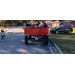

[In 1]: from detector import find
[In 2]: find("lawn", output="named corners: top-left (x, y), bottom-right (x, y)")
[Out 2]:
top-left (49, 28), bottom-right (75, 54)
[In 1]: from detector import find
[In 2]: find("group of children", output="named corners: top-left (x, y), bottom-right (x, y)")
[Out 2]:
top-left (23, 22), bottom-right (48, 29)
top-left (33, 22), bottom-right (47, 28)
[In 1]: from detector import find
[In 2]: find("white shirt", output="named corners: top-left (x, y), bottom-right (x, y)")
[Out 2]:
top-left (1, 32), bottom-right (5, 35)
top-left (39, 24), bottom-right (41, 27)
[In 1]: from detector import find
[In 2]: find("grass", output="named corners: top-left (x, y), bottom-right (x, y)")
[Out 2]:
top-left (49, 28), bottom-right (75, 54)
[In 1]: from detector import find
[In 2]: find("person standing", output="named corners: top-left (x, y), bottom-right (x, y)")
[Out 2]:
top-left (1, 30), bottom-right (6, 42)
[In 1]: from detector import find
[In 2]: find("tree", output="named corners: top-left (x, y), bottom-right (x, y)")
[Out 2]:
top-left (4, 20), bottom-right (13, 24)
top-left (0, 20), bottom-right (5, 25)
top-left (22, 20), bottom-right (27, 23)
top-left (33, 20), bottom-right (42, 23)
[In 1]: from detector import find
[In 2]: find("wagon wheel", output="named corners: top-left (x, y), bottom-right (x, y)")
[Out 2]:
top-left (45, 35), bottom-right (48, 45)
top-left (29, 35), bottom-right (31, 39)
top-left (25, 36), bottom-right (28, 45)
top-left (56, 31), bottom-right (59, 34)
top-left (44, 35), bottom-right (48, 45)
top-left (44, 35), bottom-right (46, 40)
top-left (68, 31), bottom-right (71, 34)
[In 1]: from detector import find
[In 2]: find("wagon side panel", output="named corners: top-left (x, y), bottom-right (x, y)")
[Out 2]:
top-left (29, 28), bottom-right (44, 35)
top-left (44, 28), bottom-right (49, 35)
top-left (24, 28), bottom-right (30, 35)
top-left (30, 28), bottom-right (39, 35)
top-left (24, 27), bottom-right (49, 36)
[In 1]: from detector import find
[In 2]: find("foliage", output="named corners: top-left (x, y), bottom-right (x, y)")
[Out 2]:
top-left (0, 20), bottom-right (54, 25)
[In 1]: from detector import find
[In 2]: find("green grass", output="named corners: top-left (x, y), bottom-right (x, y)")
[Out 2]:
top-left (49, 28), bottom-right (75, 54)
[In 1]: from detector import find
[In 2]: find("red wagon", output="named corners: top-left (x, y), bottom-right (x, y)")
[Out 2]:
top-left (24, 27), bottom-right (49, 45)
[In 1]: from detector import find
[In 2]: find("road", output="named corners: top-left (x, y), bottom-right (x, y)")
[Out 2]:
top-left (0, 27), bottom-right (51, 54)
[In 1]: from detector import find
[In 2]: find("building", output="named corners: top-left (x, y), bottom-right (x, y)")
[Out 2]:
top-left (52, 20), bottom-right (60, 27)
top-left (70, 20), bottom-right (75, 28)
top-left (63, 20), bottom-right (71, 26)
top-left (59, 20), bottom-right (75, 28)
top-left (45, 21), bottom-right (52, 27)
top-left (45, 20), bottom-right (60, 27)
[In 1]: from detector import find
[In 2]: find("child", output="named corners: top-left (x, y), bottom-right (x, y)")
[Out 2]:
top-left (41, 23), bottom-right (44, 27)
top-left (43, 23), bottom-right (47, 27)
top-left (1, 30), bottom-right (6, 41)
top-left (35, 23), bottom-right (39, 27)
top-left (38, 23), bottom-right (41, 27)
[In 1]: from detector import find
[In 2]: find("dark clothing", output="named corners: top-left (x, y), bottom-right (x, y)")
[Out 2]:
top-left (44, 25), bottom-right (47, 27)
top-left (43, 23), bottom-right (48, 27)
top-left (1, 35), bottom-right (5, 40)
top-left (26, 24), bottom-right (30, 27)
